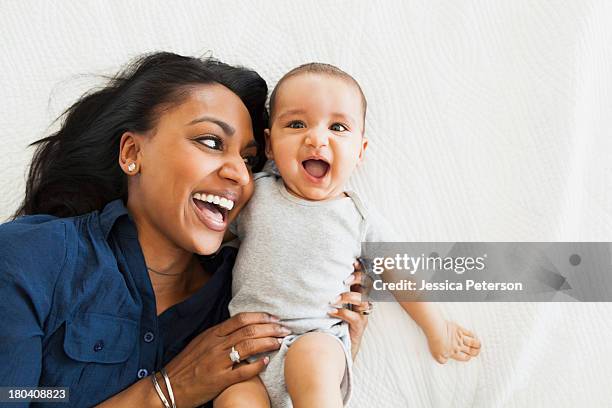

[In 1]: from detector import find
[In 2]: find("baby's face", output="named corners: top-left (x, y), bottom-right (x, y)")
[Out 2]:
top-left (266, 73), bottom-right (367, 201)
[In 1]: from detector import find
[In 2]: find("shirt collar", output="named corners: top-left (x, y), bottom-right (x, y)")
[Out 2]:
top-left (99, 199), bottom-right (131, 238)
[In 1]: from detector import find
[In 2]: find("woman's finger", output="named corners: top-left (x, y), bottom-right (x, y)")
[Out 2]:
top-left (232, 337), bottom-right (282, 363)
top-left (226, 356), bottom-right (270, 386)
top-left (214, 312), bottom-right (279, 337)
top-left (328, 306), bottom-right (367, 327)
top-left (352, 300), bottom-right (373, 313)
top-left (329, 301), bottom-right (369, 360)
top-left (224, 323), bottom-right (290, 349)
top-left (330, 291), bottom-right (362, 307)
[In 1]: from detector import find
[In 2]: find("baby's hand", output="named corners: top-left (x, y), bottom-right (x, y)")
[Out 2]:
top-left (426, 321), bottom-right (481, 364)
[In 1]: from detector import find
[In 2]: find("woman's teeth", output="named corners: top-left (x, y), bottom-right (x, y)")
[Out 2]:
top-left (192, 193), bottom-right (234, 210)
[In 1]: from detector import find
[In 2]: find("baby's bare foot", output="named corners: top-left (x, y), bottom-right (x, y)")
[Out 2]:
top-left (427, 321), bottom-right (481, 364)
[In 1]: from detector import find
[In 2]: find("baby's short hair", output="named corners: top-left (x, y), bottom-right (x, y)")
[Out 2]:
top-left (269, 62), bottom-right (367, 128)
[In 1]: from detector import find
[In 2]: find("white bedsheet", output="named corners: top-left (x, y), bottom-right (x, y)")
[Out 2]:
top-left (1, 1), bottom-right (611, 406)
top-left (353, 302), bottom-right (612, 407)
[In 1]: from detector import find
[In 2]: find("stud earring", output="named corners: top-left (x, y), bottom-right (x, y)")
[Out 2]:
top-left (127, 162), bottom-right (136, 172)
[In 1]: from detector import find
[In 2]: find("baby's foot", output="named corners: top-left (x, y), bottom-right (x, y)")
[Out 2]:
top-left (426, 321), bottom-right (481, 364)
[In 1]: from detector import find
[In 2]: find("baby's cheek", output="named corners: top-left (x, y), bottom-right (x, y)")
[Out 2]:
top-left (336, 158), bottom-right (358, 177)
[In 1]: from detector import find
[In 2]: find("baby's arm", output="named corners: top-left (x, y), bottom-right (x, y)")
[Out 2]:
top-left (379, 266), bottom-right (481, 363)
top-left (364, 210), bottom-right (481, 363)
top-left (398, 301), bottom-right (481, 363)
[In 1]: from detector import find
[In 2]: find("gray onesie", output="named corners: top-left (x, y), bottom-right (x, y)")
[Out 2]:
top-left (229, 171), bottom-right (387, 408)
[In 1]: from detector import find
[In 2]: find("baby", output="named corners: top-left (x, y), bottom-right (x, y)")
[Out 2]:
top-left (216, 64), bottom-right (481, 408)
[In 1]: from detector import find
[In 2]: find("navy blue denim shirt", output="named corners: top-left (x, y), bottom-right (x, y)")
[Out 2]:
top-left (0, 199), bottom-right (234, 407)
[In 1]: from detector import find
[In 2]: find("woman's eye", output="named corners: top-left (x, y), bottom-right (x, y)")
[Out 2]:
top-left (197, 136), bottom-right (222, 150)
top-left (330, 123), bottom-right (348, 132)
top-left (287, 121), bottom-right (305, 129)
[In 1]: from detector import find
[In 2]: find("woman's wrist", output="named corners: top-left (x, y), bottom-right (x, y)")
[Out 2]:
top-left (162, 363), bottom-right (197, 408)
top-left (147, 375), bottom-right (170, 408)
top-left (151, 371), bottom-right (173, 408)
top-left (151, 368), bottom-right (190, 408)
top-left (95, 375), bottom-right (168, 407)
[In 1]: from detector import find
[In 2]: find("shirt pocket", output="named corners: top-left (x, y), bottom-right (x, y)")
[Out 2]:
top-left (63, 312), bottom-right (138, 364)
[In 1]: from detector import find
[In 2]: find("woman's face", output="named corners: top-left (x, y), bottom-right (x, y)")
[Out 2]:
top-left (126, 84), bottom-right (257, 255)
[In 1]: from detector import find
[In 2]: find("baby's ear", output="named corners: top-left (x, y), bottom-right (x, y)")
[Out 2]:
top-left (264, 129), bottom-right (274, 160)
top-left (357, 136), bottom-right (368, 163)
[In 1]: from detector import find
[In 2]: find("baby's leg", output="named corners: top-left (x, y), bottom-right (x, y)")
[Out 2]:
top-left (213, 374), bottom-right (270, 408)
top-left (284, 332), bottom-right (346, 408)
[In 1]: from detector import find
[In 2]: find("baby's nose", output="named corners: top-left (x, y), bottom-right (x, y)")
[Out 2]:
top-left (305, 129), bottom-right (329, 147)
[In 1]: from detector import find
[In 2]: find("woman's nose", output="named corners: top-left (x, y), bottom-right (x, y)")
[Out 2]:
top-left (219, 154), bottom-right (251, 186)
top-left (305, 128), bottom-right (329, 148)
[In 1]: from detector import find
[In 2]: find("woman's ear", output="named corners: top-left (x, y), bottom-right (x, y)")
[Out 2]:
top-left (358, 136), bottom-right (368, 163)
top-left (264, 129), bottom-right (274, 160)
top-left (119, 132), bottom-right (142, 175)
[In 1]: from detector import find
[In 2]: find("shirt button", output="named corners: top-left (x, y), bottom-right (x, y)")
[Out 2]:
top-left (137, 368), bottom-right (148, 379)
top-left (93, 340), bottom-right (104, 352)
top-left (143, 331), bottom-right (155, 343)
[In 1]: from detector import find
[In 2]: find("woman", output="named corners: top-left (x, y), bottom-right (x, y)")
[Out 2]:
top-left (0, 52), bottom-right (369, 407)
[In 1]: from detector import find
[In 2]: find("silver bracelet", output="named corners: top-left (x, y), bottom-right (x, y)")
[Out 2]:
top-left (151, 371), bottom-right (171, 408)
top-left (160, 368), bottom-right (177, 408)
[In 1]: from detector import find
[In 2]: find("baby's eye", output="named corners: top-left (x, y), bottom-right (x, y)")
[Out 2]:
top-left (330, 123), bottom-right (348, 132)
top-left (287, 121), bottom-right (306, 129)
top-left (197, 135), bottom-right (223, 150)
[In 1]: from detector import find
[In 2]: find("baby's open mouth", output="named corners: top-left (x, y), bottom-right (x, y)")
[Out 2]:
top-left (302, 159), bottom-right (330, 179)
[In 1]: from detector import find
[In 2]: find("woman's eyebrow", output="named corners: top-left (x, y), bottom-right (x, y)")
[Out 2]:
top-left (187, 116), bottom-right (235, 136)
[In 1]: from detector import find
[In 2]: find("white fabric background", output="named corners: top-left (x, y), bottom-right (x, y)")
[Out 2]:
top-left (1, 1), bottom-right (611, 406)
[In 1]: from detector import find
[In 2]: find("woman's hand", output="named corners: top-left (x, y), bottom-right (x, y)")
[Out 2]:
top-left (328, 261), bottom-right (372, 360)
top-left (163, 312), bottom-right (288, 407)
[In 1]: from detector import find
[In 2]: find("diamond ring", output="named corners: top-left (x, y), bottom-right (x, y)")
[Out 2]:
top-left (229, 346), bottom-right (241, 363)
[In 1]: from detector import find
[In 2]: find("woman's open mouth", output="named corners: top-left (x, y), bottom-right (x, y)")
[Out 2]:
top-left (191, 192), bottom-right (234, 232)
top-left (302, 158), bottom-right (330, 182)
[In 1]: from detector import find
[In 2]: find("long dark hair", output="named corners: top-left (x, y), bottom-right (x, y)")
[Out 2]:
top-left (14, 52), bottom-right (268, 218)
